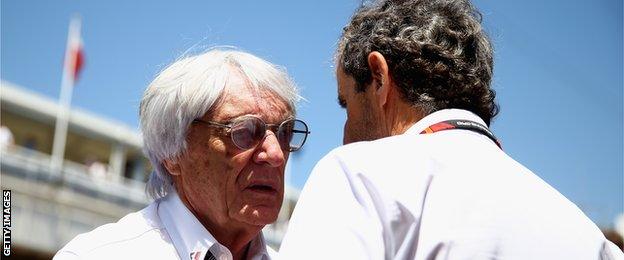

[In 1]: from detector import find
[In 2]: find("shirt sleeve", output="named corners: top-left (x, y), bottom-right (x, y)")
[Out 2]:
top-left (278, 152), bottom-right (385, 260)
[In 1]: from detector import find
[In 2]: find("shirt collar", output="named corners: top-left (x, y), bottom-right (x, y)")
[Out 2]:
top-left (157, 190), bottom-right (271, 260)
top-left (404, 108), bottom-right (488, 136)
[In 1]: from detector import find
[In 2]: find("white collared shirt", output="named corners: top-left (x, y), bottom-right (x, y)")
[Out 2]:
top-left (54, 191), bottom-right (275, 260)
top-left (279, 109), bottom-right (622, 259)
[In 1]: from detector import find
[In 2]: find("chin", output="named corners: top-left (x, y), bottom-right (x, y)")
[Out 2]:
top-left (237, 204), bottom-right (281, 226)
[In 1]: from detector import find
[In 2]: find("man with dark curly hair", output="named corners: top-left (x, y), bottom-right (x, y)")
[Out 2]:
top-left (279, 0), bottom-right (623, 259)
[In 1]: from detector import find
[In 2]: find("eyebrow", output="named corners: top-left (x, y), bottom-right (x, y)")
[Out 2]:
top-left (337, 95), bottom-right (347, 108)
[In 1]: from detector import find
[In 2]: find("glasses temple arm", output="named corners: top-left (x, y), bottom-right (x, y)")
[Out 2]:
top-left (193, 119), bottom-right (231, 128)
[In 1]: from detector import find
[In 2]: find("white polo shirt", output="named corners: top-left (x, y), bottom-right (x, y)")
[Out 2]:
top-left (279, 109), bottom-right (622, 259)
top-left (54, 190), bottom-right (276, 260)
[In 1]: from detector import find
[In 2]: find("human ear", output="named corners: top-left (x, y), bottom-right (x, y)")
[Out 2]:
top-left (367, 51), bottom-right (391, 109)
top-left (162, 158), bottom-right (181, 176)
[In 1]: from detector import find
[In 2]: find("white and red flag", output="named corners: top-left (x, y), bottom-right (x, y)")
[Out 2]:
top-left (51, 15), bottom-right (85, 174)
top-left (63, 16), bottom-right (84, 83)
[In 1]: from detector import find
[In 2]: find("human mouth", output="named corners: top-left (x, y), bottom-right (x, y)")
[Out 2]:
top-left (247, 185), bottom-right (277, 194)
top-left (244, 181), bottom-right (279, 195)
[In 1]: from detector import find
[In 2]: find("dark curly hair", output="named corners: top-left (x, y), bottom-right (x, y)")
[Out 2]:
top-left (337, 0), bottom-right (499, 125)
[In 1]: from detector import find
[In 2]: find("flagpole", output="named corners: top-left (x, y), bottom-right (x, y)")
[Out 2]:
top-left (50, 16), bottom-right (81, 178)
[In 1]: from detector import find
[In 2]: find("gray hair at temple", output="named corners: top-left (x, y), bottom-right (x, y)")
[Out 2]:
top-left (140, 48), bottom-right (301, 199)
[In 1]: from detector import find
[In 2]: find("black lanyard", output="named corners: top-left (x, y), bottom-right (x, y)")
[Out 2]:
top-left (420, 120), bottom-right (502, 149)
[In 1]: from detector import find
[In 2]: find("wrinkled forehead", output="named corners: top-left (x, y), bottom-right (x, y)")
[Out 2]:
top-left (209, 70), bottom-right (293, 122)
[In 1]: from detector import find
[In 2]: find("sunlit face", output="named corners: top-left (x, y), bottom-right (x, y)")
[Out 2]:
top-left (172, 71), bottom-right (290, 232)
top-left (336, 66), bottom-right (386, 144)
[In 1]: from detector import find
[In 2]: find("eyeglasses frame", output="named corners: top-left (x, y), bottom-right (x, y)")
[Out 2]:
top-left (192, 115), bottom-right (310, 152)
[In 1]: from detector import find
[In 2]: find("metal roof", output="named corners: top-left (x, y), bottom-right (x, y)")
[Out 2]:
top-left (0, 80), bottom-right (142, 148)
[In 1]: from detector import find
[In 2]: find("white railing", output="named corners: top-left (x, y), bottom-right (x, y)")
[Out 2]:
top-left (1, 145), bottom-right (149, 205)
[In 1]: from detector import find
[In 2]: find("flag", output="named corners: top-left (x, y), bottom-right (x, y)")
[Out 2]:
top-left (64, 16), bottom-right (84, 83)
top-left (50, 15), bottom-right (84, 174)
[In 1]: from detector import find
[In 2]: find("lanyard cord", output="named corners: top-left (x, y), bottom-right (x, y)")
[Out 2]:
top-left (420, 120), bottom-right (502, 149)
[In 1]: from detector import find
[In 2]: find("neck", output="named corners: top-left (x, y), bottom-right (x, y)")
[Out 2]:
top-left (219, 229), bottom-right (256, 260)
top-left (385, 98), bottom-right (426, 136)
top-left (175, 184), bottom-right (261, 260)
top-left (206, 226), bottom-right (258, 260)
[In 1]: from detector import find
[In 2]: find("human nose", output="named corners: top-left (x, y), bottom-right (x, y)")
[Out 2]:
top-left (253, 130), bottom-right (286, 167)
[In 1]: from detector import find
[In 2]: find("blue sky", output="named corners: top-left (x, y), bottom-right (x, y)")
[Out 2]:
top-left (2, 0), bottom-right (622, 228)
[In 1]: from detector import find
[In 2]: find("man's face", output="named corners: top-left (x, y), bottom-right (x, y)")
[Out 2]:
top-left (337, 66), bottom-right (386, 144)
top-left (173, 72), bottom-right (290, 231)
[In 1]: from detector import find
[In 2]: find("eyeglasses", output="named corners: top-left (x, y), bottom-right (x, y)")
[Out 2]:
top-left (193, 115), bottom-right (310, 152)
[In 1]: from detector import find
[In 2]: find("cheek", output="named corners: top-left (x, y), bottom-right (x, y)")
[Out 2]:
top-left (228, 151), bottom-right (255, 188)
top-left (185, 148), bottom-right (222, 189)
top-left (184, 138), bottom-right (233, 197)
top-left (283, 151), bottom-right (290, 163)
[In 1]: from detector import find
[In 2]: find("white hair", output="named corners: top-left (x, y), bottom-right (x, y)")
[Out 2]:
top-left (140, 48), bottom-right (301, 199)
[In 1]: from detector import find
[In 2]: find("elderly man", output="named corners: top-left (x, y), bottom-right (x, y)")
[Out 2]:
top-left (279, 0), bottom-right (623, 259)
top-left (54, 49), bottom-right (309, 260)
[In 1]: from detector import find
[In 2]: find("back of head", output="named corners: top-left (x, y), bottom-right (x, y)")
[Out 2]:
top-left (337, 0), bottom-right (498, 125)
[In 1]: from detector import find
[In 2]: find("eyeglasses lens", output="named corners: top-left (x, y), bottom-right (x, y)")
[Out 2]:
top-left (229, 117), bottom-right (308, 151)
top-left (231, 117), bottom-right (265, 149)
top-left (279, 119), bottom-right (308, 151)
